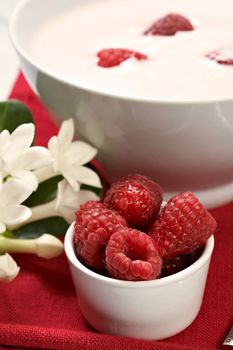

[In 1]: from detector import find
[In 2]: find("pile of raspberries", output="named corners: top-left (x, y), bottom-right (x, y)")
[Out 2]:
top-left (74, 174), bottom-right (217, 281)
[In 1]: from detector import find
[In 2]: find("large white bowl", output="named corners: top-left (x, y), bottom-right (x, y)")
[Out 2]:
top-left (9, 0), bottom-right (233, 208)
top-left (64, 223), bottom-right (214, 340)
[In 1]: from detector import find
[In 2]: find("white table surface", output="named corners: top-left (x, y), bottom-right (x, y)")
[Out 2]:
top-left (0, 0), bottom-right (21, 100)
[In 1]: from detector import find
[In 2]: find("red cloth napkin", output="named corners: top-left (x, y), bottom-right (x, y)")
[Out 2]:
top-left (0, 73), bottom-right (232, 350)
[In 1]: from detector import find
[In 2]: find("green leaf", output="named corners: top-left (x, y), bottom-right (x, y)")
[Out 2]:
top-left (0, 100), bottom-right (34, 133)
top-left (24, 176), bottom-right (63, 207)
top-left (13, 217), bottom-right (69, 239)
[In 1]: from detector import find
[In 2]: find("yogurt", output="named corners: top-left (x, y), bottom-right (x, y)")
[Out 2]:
top-left (28, 0), bottom-right (233, 101)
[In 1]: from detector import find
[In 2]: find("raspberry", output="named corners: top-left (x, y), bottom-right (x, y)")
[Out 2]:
top-left (206, 48), bottom-right (233, 66)
top-left (161, 254), bottom-right (190, 277)
top-left (78, 200), bottom-right (106, 212)
top-left (162, 247), bottom-right (204, 277)
top-left (149, 192), bottom-right (216, 259)
top-left (105, 228), bottom-right (162, 281)
top-left (74, 206), bottom-right (127, 269)
top-left (189, 247), bottom-right (203, 263)
top-left (144, 13), bottom-right (194, 36)
top-left (103, 174), bottom-right (163, 230)
top-left (97, 48), bottom-right (148, 68)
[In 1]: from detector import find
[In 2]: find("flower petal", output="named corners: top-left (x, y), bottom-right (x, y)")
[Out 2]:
top-left (7, 124), bottom-right (35, 159)
top-left (13, 147), bottom-right (53, 170)
top-left (56, 180), bottom-right (67, 210)
top-left (48, 137), bottom-right (60, 170)
top-left (0, 157), bottom-right (4, 191)
top-left (10, 170), bottom-right (38, 192)
top-left (73, 166), bottom-right (102, 188)
top-left (67, 141), bottom-right (97, 165)
top-left (56, 180), bottom-right (98, 223)
top-left (0, 176), bottom-right (35, 205)
top-left (59, 189), bottom-right (98, 223)
top-left (58, 119), bottom-right (74, 146)
top-left (66, 189), bottom-right (98, 208)
top-left (62, 172), bottom-right (80, 192)
top-left (56, 180), bottom-right (80, 209)
top-left (0, 253), bottom-right (20, 282)
top-left (1, 205), bottom-right (32, 225)
top-left (57, 207), bottom-right (75, 224)
top-left (0, 222), bottom-right (6, 234)
top-left (0, 130), bottom-right (10, 155)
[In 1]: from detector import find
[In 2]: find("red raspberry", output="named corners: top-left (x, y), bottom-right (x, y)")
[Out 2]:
top-left (206, 48), bottom-right (233, 66)
top-left (78, 200), bottom-right (106, 212)
top-left (74, 206), bottom-right (127, 269)
top-left (144, 13), bottom-right (194, 36)
top-left (161, 254), bottom-right (190, 277)
top-left (103, 174), bottom-right (163, 230)
top-left (162, 247), bottom-right (204, 277)
top-left (149, 192), bottom-right (217, 259)
top-left (97, 48), bottom-right (148, 68)
top-left (105, 228), bottom-right (162, 281)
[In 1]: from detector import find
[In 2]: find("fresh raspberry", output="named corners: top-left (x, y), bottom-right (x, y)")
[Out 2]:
top-left (162, 246), bottom-right (204, 277)
top-left (105, 228), bottom-right (162, 281)
top-left (97, 48), bottom-right (148, 68)
top-left (78, 200), bottom-right (106, 212)
top-left (189, 247), bottom-right (203, 263)
top-left (149, 192), bottom-right (216, 259)
top-left (119, 174), bottom-right (161, 194)
top-left (206, 48), bottom-right (233, 66)
top-left (144, 13), bottom-right (194, 36)
top-left (103, 174), bottom-right (163, 230)
top-left (161, 254), bottom-right (190, 277)
top-left (74, 206), bottom-right (127, 269)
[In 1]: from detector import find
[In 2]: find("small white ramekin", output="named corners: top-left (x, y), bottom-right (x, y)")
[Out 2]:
top-left (64, 223), bottom-right (214, 340)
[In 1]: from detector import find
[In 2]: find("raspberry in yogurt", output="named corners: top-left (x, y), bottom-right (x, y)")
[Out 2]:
top-left (144, 13), bottom-right (194, 36)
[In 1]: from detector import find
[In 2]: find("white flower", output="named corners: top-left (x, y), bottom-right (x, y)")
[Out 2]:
top-left (0, 253), bottom-right (20, 283)
top-left (0, 123), bottom-right (52, 190)
top-left (48, 119), bottom-right (102, 191)
top-left (0, 156), bottom-right (4, 189)
top-left (9, 179), bottom-right (99, 230)
top-left (55, 179), bottom-right (99, 223)
top-left (0, 177), bottom-right (33, 233)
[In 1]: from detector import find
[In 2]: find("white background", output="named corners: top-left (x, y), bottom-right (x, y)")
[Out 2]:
top-left (0, 0), bottom-right (21, 100)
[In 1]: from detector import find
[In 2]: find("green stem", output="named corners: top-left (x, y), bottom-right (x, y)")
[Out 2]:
top-left (0, 234), bottom-right (64, 258)
top-left (0, 236), bottom-right (37, 254)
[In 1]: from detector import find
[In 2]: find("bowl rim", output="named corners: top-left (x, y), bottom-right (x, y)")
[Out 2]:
top-left (64, 222), bottom-right (215, 289)
top-left (9, 0), bottom-right (233, 105)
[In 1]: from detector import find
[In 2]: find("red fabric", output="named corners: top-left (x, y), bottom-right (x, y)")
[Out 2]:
top-left (0, 73), bottom-right (232, 350)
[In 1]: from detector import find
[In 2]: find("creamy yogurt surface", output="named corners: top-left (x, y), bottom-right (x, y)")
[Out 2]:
top-left (28, 0), bottom-right (233, 101)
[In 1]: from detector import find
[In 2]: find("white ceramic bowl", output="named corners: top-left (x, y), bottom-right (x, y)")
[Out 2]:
top-left (9, 0), bottom-right (233, 209)
top-left (64, 223), bottom-right (214, 340)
